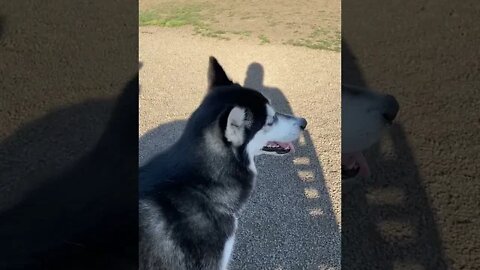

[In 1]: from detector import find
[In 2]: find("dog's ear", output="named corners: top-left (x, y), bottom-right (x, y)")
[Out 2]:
top-left (224, 106), bottom-right (247, 146)
top-left (208, 56), bottom-right (233, 90)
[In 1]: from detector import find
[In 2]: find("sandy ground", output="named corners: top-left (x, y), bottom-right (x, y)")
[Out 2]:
top-left (1, 1), bottom-right (138, 269)
top-left (342, 1), bottom-right (480, 269)
top-left (139, 27), bottom-right (341, 269)
top-left (139, 0), bottom-right (340, 51)
top-left (0, 0), bottom-right (136, 211)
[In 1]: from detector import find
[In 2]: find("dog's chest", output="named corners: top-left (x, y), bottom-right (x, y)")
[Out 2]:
top-left (220, 216), bottom-right (237, 270)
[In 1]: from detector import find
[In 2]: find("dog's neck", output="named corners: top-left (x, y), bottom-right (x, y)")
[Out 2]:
top-left (203, 124), bottom-right (257, 174)
top-left (199, 127), bottom-right (257, 213)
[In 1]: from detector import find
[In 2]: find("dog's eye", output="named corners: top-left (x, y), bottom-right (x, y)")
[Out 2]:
top-left (266, 114), bottom-right (277, 126)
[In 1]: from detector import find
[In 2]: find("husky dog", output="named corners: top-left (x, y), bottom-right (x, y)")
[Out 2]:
top-left (341, 84), bottom-right (400, 179)
top-left (139, 57), bottom-right (307, 270)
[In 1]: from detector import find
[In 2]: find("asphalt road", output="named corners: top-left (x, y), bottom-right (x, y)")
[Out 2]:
top-left (139, 27), bottom-right (341, 270)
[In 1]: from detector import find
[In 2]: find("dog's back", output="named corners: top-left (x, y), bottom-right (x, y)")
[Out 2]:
top-left (139, 147), bottom-right (237, 270)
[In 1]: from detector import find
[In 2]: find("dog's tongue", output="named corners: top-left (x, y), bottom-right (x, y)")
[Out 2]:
top-left (277, 142), bottom-right (295, 153)
top-left (342, 152), bottom-right (370, 177)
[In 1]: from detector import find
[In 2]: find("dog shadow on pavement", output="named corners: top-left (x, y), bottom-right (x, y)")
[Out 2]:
top-left (139, 63), bottom-right (341, 270)
top-left (342, 40), bottom-right (448, 270)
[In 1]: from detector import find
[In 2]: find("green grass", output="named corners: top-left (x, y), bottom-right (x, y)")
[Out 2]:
top-left (140, 3), bottom-right (230, 40)
top-left (139, 4), bottom-right (340, 52)
top-left (285, 27), bottom-right (340, 51)
top-left (193, 26), bottom-right (230, 40)
top-left (231, 30), bottom-right (251, 37)
top-left (139, 5), bottom-right (204, 27)
top-left (258, 34), bottom-right (270, 45)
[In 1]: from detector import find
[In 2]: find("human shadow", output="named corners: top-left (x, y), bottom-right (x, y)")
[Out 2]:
top-left (139, 62), bottom-right (341, 269)
top-left (0, 76), bottom-right (139, 270)
top-left (342, 39), bottom-right (447, 269)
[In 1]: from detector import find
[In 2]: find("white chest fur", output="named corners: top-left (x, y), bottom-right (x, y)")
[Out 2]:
top-left (220, 217), bottom-right (238, 270)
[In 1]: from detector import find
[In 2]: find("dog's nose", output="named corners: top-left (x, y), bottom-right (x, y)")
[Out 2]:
top-left (299, 118), bottom-right (307, 130)
top-left (382, 95), bottom-right (399, 123)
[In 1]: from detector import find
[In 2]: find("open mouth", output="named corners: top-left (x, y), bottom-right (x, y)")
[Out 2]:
top-left (262, 141), bottom-right (295, 155)
top-left (341, 152), bottom-right (370, 179)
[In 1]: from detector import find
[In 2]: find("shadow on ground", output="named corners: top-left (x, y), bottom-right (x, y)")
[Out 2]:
top-left (0, 0), bottom-right (138, 268)
top-left (0, 77), bottom-right (139, 270)
top-left (139, 62), bottom-right (340, 269)
top-left (341, 40), bottom-right (448, 269)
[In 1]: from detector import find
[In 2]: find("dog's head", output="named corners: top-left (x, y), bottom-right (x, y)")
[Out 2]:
top-left (341, 84), bottom-right (399, 179)
top-left (185, 57), bottom-right (306, 172)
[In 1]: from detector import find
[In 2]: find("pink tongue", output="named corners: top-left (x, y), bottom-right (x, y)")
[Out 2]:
top-left (342, 152), bottom-right (370, 177)
top-left (277, 142), bottom-right (295, 153)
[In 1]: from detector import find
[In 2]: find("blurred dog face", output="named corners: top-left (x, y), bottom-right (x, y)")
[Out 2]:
top-left (342, 84), bottom-right (399, 178)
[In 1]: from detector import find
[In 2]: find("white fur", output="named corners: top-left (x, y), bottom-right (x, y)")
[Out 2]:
top-left (220, 236), bottom-right (235, 270)
top-left (225, 107), bottom-right (246, 146)
top-left (266, 104), bottom-right (275, 118)
top-left (224, 104), bottom-right (303, 174)
top-left (342, 87), bottom-right (389, 153)
top-left (246, 104), bottom-right (303, 158)
top-left (248, 155), bottom-right (257, 175)
top-left (220, 217), bottom-right (238, 270)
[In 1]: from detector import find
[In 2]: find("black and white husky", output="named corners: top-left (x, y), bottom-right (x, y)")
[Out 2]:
top-left (139, 57), bottom-right (307, 270)
top-left (341, 84), bottom-right (400, 179)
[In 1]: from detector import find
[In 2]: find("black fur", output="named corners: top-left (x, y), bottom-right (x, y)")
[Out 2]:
top-left (208, 56), bottom-right (234, 90)
top-left (140, 86), bottom-right (269, 193)
top-left (139, 58), bottom-right (271, 269)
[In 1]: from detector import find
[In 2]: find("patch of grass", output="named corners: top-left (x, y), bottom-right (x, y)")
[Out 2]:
top-left (258, 34), bottom-right (270, 45)
top-left (139, 10), bottom-right (164, 26)
top-left (311, 28), bottom-right (329, 37)
top-left (286, 38), bottom-right (340, 52)
top-left (139, 4), bottom-right (204, 27)
top-left (193, 25), bottom-right (230, 40)
top-left (231, 30), bottom-right (251, 37)
top-left (285, 27), bottom-right (340, 51)
top-left (140, 3), bottom-right (230, 40)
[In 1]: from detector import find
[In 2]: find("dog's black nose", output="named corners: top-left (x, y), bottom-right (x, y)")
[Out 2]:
top-left (299, 118), bottom-right (307, 130)
top-left (382, 95), bottom-right (399, 123)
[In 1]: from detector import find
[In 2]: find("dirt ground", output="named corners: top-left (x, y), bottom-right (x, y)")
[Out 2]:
top-left (0, 1), bottom-right (138, 268)
top-left (0, 0), bottom-right (136, 211)
top-left (343, 1), bottom-right (480, 269)
top-left (139, 0), bottom-right (340, 51)
top-left (139, 26), bottom-right (341, 269)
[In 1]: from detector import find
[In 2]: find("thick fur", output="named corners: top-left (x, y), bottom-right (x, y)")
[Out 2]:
top-left (139, 57), bottom-right (305, 270)
top-left (341, 84), bottom-right (399, 178)
top-left (342, 84), bottom-right (399, 153)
